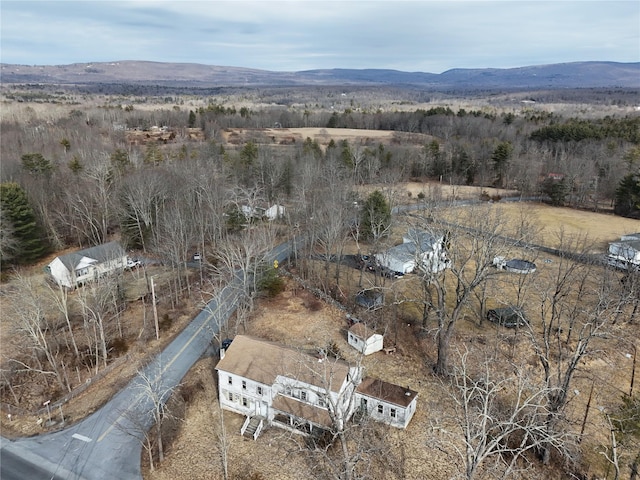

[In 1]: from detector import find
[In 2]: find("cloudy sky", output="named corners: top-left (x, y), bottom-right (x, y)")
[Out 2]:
top-left (1, 1), bottom-right (638, 73)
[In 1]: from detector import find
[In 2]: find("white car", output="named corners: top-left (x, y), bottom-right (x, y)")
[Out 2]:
top-left (126, 258), bottom-right (141, 269)
top-left (193, 253), bottom-right (201, 261)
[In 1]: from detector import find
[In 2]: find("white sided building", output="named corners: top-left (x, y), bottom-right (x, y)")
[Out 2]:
top-left (46, 241), bottom-right (127, 288)
top-left (216, 335), bottom-right (420, 439)
top-left (375, 228), bottom-right (450, 274)
top-left (356, 377), bottom-right (418, 429)
top-left (347, 323), bottom-right (384, 355)
top-left (608, 234), bottom-right (640, 271)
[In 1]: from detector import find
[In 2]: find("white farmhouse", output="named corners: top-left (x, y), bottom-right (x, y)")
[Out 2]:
top-left (375, 228), bottom-right (450, 274)
top-left (347, 323), bottom-right (384, 355)
top-left (216, 335), bottom-right (419, 439)
top-left (46, 241), bottom-right (127, 288)
top-left (216, 335), bottom-right (360, 438)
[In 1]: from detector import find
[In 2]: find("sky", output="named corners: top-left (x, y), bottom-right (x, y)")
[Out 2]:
top-left (1, 1), bottom-right (639, 73)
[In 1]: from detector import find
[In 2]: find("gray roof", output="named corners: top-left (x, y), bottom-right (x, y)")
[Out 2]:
top-left (57, 241), bottom-right (126, 270)
top-left (404, 228), bottom-right (440, 251)
top-left (505, 259), bottom-right (536, 270)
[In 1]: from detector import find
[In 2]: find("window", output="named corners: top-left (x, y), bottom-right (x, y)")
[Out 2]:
top-left (300, 391), bottom-right (307, 401)
top-left (377, 404), bottom-right (384, 414)
top-left (228, 392), bottom-right (234, 402)
top-left (242, 380), bottom-right (247, 390)
top-left (360, 398), bottom-right (368, 410)
top-left (285, 385), bottom-right (292, 396)
top-left (390, 408), bottom-right (397, 418)
top-left (318, 397), bottom-right (326, 407)
top-left (228, 376), bottom-right (233, 385)
top-left (242, 397), bottom-right (248, 407)
top-left (257, 386), bottom-right (263, 396)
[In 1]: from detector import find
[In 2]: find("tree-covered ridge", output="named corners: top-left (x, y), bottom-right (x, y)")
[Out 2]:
top-left (530, 116), bottom-right (640, 144)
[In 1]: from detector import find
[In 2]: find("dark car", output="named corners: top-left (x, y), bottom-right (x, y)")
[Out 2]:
top-left (487, 306), bottom-right (528, 328)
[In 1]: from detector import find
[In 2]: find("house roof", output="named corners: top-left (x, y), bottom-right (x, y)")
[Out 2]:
top-left (272, 395), bottom-right (333, 427)
top-left (404, 228), bottom-right (440, 250)
top-left (216, 335), bottom-right (351, 391)
top-left (55, 241), bottom-right (126, 271)
top-left (349, 323), bottom-right (379, 340)
top-left (356, 377), bottom-right (417, 408)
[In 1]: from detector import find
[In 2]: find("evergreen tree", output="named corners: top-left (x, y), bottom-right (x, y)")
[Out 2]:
top-left (542, 177), bottom-right (569, 206)
top-left (0, 182), bottom-right (47, 265)
top-left (614, 173), bottom-right (640, 218)
top-left (21, 153), bottom-right (53, 177)
top-left (188, 110), bottom-right (196, 128)
top-left (360, 190), bottom-right (391, 240)
top-left (491, 141), bottom-right (513, 188)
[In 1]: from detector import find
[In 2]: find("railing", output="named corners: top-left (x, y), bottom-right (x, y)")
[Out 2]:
top-left (240, 415), bottom-right (251, 436)
top-left (253, 418), bottom-right (264, 440)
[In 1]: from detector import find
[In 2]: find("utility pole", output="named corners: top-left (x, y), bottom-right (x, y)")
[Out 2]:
top-left (151, 277), bottom-right (159, 340)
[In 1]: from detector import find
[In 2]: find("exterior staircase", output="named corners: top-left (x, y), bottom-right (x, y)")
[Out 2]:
top-left (241, 415), bottom-right (265, 440)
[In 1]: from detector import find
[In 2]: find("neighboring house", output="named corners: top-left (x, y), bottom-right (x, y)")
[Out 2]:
top-left (216, 335), bottom-right (418, 439)
top-left (265, 204), bottom-right (285, 221)
top-left (347, 323), bottom-right (384, 355)
top-left (46, 241), bottom-right (127, 288)
top-left (375, 228), bottom-right (450, 274)
top-left (356, 377), bottom-right (418, 429)
top-left (608, 234), bottom-right (640, 271)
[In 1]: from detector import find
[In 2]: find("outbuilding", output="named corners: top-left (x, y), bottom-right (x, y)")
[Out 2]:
top-left (355, 377), bottom-right (418, 429)
top-left (347, 323), bottom-right (384, 355)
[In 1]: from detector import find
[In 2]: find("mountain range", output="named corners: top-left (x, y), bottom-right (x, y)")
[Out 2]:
top-left (1, 61), bottom-right (638, 89)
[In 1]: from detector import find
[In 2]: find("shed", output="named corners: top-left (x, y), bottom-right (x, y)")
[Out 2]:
top-left (348, 323), bottom-right (383, 355)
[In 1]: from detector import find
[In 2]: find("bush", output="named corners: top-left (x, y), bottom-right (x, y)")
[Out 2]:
top-left (259, 268), bottom-right (285, 297)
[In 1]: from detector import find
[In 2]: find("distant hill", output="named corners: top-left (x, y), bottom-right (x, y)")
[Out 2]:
top-left (1, 61), bottom-right (638, 89)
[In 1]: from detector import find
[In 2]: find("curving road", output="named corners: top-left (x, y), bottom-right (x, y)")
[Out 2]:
top-left (0, 240), bottom-right (294, 480)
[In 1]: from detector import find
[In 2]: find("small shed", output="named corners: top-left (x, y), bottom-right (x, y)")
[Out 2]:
top-left (348, 323), bottom-right (384, 355)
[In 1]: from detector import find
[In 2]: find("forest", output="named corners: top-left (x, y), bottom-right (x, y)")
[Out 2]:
top-left (0, 83), bottom-right (639, 480)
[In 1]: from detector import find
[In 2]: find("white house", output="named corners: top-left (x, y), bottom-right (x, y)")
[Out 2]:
top-left (608, 234), bottom-right (640, 271)
top-left (265, 204), bottom-right (286, 221)
top-left (375, 228), bottom-right (450, 274)
top-left (347, 323), bottom-right (384, 355)
top-left (46, 241), bottom-right (127, 288)
top-left (216, 335), bottom-right (419, 439)
top-left (216, 335), bottom-right (360, 437)
top-left (355, 377), bottom-right (418, 429)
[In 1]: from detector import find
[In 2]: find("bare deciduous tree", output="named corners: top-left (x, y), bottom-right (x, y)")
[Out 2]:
top-left (434, 349), bottom-right (573, 480)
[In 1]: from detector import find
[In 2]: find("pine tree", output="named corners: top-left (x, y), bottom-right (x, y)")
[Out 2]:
top-left (614, 173), bottom-right (640, 218)
top-left (360, 190), bottom-right (391, 240)
top-left (0, 182), bottom-right (48, 265)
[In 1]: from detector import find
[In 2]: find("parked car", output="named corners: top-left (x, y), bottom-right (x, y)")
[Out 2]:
top-left (193, 252), bottom-right (201, 261)
top-left (486, 306), bottom-right (528, 328)
top-left (126, 258), bottom-right (141, 269)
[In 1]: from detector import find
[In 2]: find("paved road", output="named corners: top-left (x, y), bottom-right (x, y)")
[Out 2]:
top-left (0, 239), bottom-right (296, 480)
